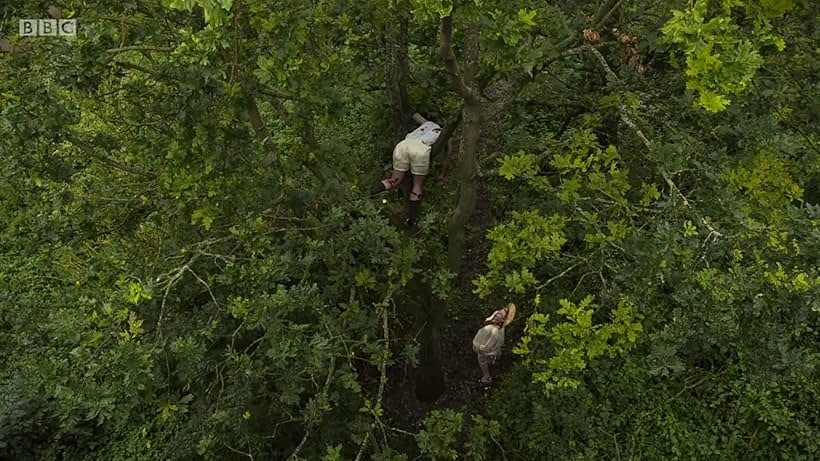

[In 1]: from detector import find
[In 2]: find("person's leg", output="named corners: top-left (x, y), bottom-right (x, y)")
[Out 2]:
top-left (371, 142), bottom-right (409, 196)
top-left (406, 174), bottom-right (426, 226)
top-left (371, 169), bottom-right (406, 195)
top-left (477, 353), bottom-right (492, 383)
top-left (411, 174), bottom-right (426, 198)
top-left (385, 170), bottom-right (406, 189)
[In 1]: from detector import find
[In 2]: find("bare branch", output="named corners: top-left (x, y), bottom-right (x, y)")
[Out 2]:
top-left (572, 271), bottom-right (604, 296)
top-left (155, 253), bottom-right (200, 337)
top-left (354, 289), bottom-right (394, 461)
top-left (106, 45), bottom-right (174, 54)
top-left (592, 0), bottom-right (625, 28)
top-left (186, 267), bottom-right (219, 310)
top-left (113, 61), bottom-right (155, 75)
top-left (223, 442), bottom-right (253, 461)
top-left (585, 44), bottom-right (724, 237)
top-left (536, 260), bottom-right (586, 291)
top-left (288, 355), bottom-right (337, 460)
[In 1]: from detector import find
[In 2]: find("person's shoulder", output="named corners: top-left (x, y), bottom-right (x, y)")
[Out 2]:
top-left (475, 324), bottom-right (492, 335)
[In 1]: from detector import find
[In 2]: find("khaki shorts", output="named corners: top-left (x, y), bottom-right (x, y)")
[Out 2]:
top-left (392, 139), bottom-right (431, 175)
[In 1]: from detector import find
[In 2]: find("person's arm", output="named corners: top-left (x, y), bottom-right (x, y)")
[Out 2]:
top-left (475, 325), bottom-right (504, 354)
top-left (412, 113), bottom-right (428, 124)
top-left (437, 138), bottom-right (454, 184)
top-left (473, 326), bottom-right (492, 352)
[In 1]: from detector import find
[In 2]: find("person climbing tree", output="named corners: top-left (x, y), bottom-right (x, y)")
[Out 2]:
top-left (472, 303), bottom-right (516, 384)
top-left (370, 120), bottom-right (442, 226)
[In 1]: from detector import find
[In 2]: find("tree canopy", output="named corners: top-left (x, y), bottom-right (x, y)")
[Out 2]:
top-left (1, 0), bottom-right (818, 459)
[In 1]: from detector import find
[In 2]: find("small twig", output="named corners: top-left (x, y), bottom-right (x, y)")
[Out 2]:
top-left (242, 335), bottom-right (266, 355)
top-left (535, 260), bottom-right (585, 291)
top-left (384, 425), bottom-right (416, 437)
top-left (322, 316), bottom-right (355, 370)
top-left (106, 45), bottom-right (174, 54)
top-left (288, 355), bottom-right (337, 460)
top-left (412, 113), bottom-right (428, 124)
top-left (490, 435), bottom-right (508, 461)
top-left (223, 442), bottom-right (253, 460)
top-left (155, 254), bottom-right (200, 337)
top-left (229, 321), bottom-right (245, 352)
top-left (187, 267), bottom-right (219, 309)
top-left (265, 417), bottom-right (297, 439)
top-left (572, 271), bottom-right (603, 295)
top-left (597, 428), bottom-right (621, 461)
top-left (97, 14), bottom-right (142, 25)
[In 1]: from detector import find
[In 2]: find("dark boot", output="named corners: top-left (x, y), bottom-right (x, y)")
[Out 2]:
top-left (369, 181), bottom-right (387, 196)
top-left (406, 199), bottom-right (422, 227)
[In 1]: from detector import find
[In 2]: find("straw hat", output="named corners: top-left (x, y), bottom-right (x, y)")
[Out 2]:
top-left (503, 303), bottom-right (516, 327)
top-left (484, 303), bottom-right (518, 327)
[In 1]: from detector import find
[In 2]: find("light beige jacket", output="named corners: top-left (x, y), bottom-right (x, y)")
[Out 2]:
top-left (472, 324), bottom-right (504, 357)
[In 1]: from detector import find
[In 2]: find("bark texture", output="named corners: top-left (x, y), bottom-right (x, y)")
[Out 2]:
top-left (384, 0), bottom-right (412, 139)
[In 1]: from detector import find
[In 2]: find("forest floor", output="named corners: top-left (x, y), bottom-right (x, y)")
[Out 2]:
top-left (382, 181), bottom-right (521, 436)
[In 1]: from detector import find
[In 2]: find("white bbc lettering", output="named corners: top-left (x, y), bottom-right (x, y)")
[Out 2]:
top-left (39, 19), bottom-right (58, 36)
top-left (17, 18), bottom-right (77, 38)
top-left (19, 19), bottom-right (37, 37)
top-left (59, 19), bottom-right (77, 37)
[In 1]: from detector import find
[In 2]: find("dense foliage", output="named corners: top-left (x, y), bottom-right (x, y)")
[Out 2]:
top-left (1, 0), bottom-right (817, 459)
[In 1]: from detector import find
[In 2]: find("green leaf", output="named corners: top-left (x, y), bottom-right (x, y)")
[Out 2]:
top-left (517, 9), bottom-right (537, 27)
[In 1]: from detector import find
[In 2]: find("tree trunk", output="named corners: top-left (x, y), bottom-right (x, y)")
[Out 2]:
top-left (413, 15), bottom-right (483, 402)
top-left (384, 0), bottom-right (411, 139)
top-left (446, 99), bottom-right (481, 272)
top-left (441, 19), bottom-right (482, 273)
top-left (415, 285), bottom-right (446, 402)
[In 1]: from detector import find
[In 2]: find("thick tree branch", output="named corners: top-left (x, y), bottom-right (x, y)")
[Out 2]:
top-left (440, 16), bottom-right (479, 104)
top-left (463, 21), bottom-right (480, 87)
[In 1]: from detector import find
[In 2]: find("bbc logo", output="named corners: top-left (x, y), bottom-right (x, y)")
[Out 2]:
top-left (19, 19), bottom-right (77, 37)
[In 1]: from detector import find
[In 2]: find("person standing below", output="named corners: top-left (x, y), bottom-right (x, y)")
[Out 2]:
top-left (472, 303), bottom-right (516, 384)
top-left (370, 121), bottom-right (442, 226)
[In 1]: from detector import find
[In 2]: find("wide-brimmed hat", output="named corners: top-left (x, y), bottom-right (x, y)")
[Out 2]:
top-left (484, 303), bottom-right (517, 327)
top-left (503, 303), bottom-right (516, 327)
